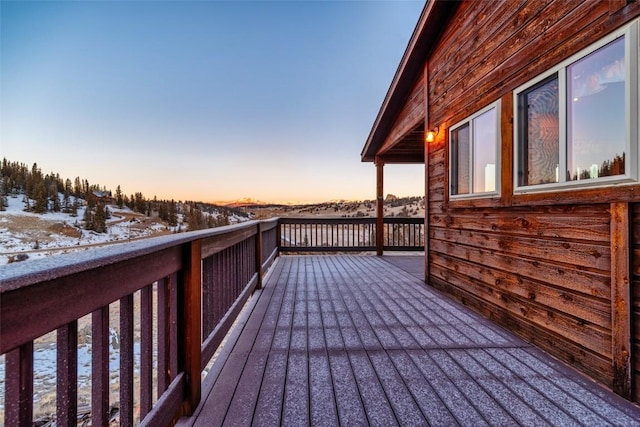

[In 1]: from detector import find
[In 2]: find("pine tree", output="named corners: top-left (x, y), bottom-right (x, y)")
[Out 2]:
top-left (74, 177), bottom-right (82, 198)
top-left (94, 203), bottom-right (107, 233)
top-left (49, 182), bottom-right (60, 212)
top-left (71, 198), bottom-right (78, 217)
top-left (63, 179), bottom-right (72, 211)
top-left (83, 206), bottom-right (94, 230)
top-left (33, 181), bottom-right (47, 213)
top-left (115, 185), bottom-right (124, 208)
top-left (168, 200), bottom-right (178, 226)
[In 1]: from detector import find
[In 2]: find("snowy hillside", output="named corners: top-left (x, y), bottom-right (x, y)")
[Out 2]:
top-left (0, 195), bottom-right (170, 265)
top-left (0, 195), bottom-right (249, 265)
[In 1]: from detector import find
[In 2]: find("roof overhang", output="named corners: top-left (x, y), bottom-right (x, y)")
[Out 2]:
top-left (361, 0), bottom-right (458, 163)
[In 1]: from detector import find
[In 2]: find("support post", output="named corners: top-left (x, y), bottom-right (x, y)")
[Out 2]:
top-left (255, 222), bottom-right (263, 289)
top-left (610, 201), bottom-right (631, 398)
top-left (423, 62), bottom-right (430, 283)
top-left (376, 160), bottom-right (384, 256)
top-left (179, 239), bottom-right (202, 416)
top-left (5, 342), bottom-right (34, 427)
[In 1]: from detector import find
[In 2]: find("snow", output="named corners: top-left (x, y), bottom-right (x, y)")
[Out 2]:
top-left (1, 195), bottom-right (176, 265)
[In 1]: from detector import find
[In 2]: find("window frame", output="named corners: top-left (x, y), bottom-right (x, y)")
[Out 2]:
top-left (513, 20), bottom-right (639, 194)
top-left (449, 100), bottom-right (502, 200)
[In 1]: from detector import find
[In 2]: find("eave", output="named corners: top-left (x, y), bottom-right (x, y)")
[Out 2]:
top-left (361, 0), bottom-right (458, 163)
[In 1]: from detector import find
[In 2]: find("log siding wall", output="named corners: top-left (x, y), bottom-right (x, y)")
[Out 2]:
top-left (422, 0), bottom-right (640, 395)
top-left (632, 203), bottom-right (640, 401)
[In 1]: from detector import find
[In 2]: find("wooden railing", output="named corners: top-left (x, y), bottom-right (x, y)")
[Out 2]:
top-left (0, 218), bottom-right (278, 427)
top-left (0, 216), bottom-right (420, 426)
top-left (279, 217), bottom-right (424, 252)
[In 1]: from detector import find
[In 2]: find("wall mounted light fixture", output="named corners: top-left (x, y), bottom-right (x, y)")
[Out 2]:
top-left (425, 127), bottom-right (439, 143)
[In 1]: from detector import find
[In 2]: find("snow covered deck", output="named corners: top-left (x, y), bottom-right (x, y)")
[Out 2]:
top-left (179, 254), bottom-right (640, 426)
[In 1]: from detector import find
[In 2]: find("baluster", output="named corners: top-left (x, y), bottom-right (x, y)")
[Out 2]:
top-left (92, 306), bottom-right (109, 427)
top-left (57, 321), bottom-right (78, 427)
top-left (140, 285), bottom-right (153, 419)
top-left (214, 253), bottom-right (223, 325)
top-left (120, 293), bottom-right (134, 426)
top-left (169, 272), bottom-right (179, 385)
top-left (5, 342), bottom-right (34, 427)
top-left (157, 277), bottom-right (170, 395)
top-left (202, 257), bottom-right (215, 336)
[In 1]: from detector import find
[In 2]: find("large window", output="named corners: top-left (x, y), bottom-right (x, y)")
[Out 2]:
top-left (515, 21), bottom-right (638, 192)
top-left (450, 102), bottom-right (500, 198)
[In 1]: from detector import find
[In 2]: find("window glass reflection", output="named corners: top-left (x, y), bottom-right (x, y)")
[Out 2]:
top-left (568, 37), bottom-right (625, 180)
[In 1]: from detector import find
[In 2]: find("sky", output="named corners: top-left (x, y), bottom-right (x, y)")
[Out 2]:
top-left (1, 0), bottom-right (425, 204)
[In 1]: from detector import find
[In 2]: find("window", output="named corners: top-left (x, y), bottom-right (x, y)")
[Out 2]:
top-left (515, 21), bottom-right (638, 192)
top-left (450, 102), bottom-right (500, 198)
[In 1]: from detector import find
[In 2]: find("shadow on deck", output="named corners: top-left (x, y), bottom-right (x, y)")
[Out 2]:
top-left (179, 254), bottom-right (640, 426)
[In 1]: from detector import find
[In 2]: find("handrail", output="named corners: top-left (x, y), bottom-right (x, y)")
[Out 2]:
top-left (279, 217), bottom-right (424, 252)
top-left (1, 218), bottom-right (278, 426)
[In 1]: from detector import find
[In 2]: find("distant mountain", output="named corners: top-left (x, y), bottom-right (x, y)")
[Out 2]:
top-left (214, 198), bottom-right (273, 208)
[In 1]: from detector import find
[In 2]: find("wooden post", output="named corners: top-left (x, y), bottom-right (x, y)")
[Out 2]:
top-left (423, 62), bottom-right (430, 283)
top-left (610, 202), bottom-right (631, 398)
top-left (5, 342), bottom-right (34, 427)
top-left (57, 321), bottom-right (78, 427)
top-left (276, 218), bottom-right (282, 256)
top-left (376, 160), bottom-right (384, 256)
top-left (92, 307), bottom-right (109, 427)
top-left (255, 222), bottom-right (263, 289)
top-left (180, 239), bottom-right (202, 415)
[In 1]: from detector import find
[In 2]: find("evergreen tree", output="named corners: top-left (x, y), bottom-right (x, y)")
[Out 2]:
top-left (71, 198), bottom-right (79, 217)
top-left (49, 182), bottom-right (60, 212)
top-left (115, 185), bottom-right (124, 208)
top-left (63, 179), bottom-right (72, 212)
top-left (74, 177), bottom-right (82, 198)
top-left (83, 206), bottom-right (94, 230)
top-left (33, 181), bottom-right (47, 213)
top-left (0, 176), bottom-right (7, 211)
top-left (94, 203), bottom-right (107, 233)
top-left (168, 200), bottom-right (178, 226)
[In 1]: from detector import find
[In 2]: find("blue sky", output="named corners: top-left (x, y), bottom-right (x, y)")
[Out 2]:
top-left (1, 0), bottom-right (424, 203)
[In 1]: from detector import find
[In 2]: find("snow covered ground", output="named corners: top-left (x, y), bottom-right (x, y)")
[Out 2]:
top-left (0, 195), bottom-right (172, 265)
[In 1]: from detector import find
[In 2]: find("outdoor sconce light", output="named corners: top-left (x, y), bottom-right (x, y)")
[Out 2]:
top-left (425, 127), bottom-right (439, 143)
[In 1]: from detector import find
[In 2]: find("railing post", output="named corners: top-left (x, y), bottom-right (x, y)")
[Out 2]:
top-left (255, 222), bottom-right (263, 289)
top-left (178, 239), bottom-right (202, 417)
top-left (92, 307), bottom-right (110, 427)
top-left (376, 160), bottom-right (384, 256)
top-left (57, 321), bottom-right (78, 427)
top-left (5, 342), bottom-right (34, 427)
top-left (276, 218), bottom-right (282, 253)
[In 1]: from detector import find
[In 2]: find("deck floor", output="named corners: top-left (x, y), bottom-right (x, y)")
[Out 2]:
top-left (180, 254), bottom-right (640, 426)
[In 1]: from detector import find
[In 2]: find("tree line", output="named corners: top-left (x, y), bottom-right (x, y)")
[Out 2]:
top-left (0, 158), bottom-right (249, 233)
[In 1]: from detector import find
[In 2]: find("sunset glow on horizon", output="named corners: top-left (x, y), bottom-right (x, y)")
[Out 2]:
top-left (1, 1), bottom-right (425, 204)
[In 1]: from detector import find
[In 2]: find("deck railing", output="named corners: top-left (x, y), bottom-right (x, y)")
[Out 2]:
top-left (279, 217), bottom-right (424, 252)
top-left (0, 216), bottom-right (420, 426)
top-left (1, 218), bottom-right (278, 427)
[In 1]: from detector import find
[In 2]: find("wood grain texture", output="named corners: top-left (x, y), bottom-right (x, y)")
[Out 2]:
top-left (380, 73), bottom-right (425, 154)
top-left (184, 255), bottom-right (640, 426)
top-left (611, 202), bottom-right (632, 398)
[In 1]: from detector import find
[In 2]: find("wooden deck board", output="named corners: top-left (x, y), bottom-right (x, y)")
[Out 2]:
top-left (181, 254), bottom-right (640, 426)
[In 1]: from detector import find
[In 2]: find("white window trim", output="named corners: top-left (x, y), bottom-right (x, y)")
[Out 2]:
top-left (513, 19), bottom-right (639, 194)
top-left (449, 100), bottom-right (502, 200)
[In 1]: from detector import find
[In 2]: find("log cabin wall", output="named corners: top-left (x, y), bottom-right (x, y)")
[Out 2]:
top-left (633, 203), bottom-right (640, 401)
top-left (423, 0), bottom-right (640, 396)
